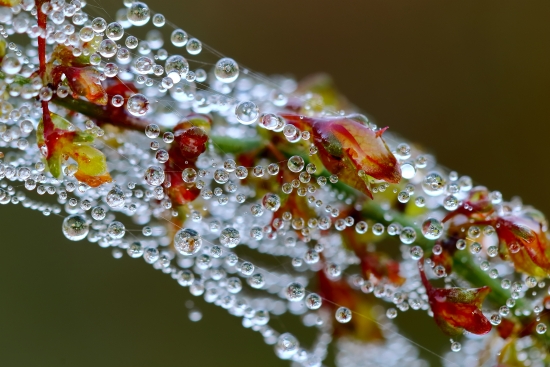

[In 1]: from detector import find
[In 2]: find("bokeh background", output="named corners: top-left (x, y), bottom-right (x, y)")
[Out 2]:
top-left (1, 1), bottom-right (549, 366)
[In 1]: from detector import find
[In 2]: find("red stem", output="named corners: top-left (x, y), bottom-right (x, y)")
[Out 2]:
top-left (36, 0), bottom-right (53, 138)
top-left (417, 258), bottom-right (433, 292)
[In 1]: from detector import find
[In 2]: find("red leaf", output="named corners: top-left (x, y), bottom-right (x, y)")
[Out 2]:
top-left (53, 66), bottom-right (108, 105)
top-left (443, 186), bottom-right (493, 223)
top-left (361, 252), bottom-right (405, 286)
top-left (496, 215), bottom-right (550, 276)
top-left (418, 258), bottom-right (492, 337)
top-left (165, 114), bottom-right (211, 205)
top-left (282, 114), bottom-right (400, 198)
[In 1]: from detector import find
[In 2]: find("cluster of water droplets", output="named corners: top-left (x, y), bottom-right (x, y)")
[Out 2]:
top-left (0, 0), bottom-right (548, 366)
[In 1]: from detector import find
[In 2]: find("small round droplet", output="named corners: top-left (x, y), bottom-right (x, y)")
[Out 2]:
top-left (127, 94), bottom-right (149, 117)
top-left (165, 55), bottom-right (189, 83)
top-left (107, 221), bottom-right (126, 239)
top-left (401, 162), bottom-right (416, 179)
top-left (305, 293), bottom-right (322, 310)
top-left (106, 186), bottom-right (125, 208)
top-left (220, 227), bottom-right (240, 248)
top-left (174, 228), bottom-right (202, 256)
top-left (144, 165), bottom-right (165, 186)
top-left (287, 156), bottom-right (305, 173)
top-left (410, 246), bottom-right (424, 260)
top-left (386, 308), bottom-right (398, 319)
top-left (182, 168), bottom-right (197, 183)
top-left (450, 341), bottom-right (461, 352)
top-left (62, 214), bottom-right (89, 241)
top-left (235, 101), bottom-right (259, 125)
top-left (262, 193), bottom-right (281, 212)
top-left (422, 172), bottom-right (446, 196)
top-left (470, 242), bottom-right (482, 254)
top-left (421, 218), bottom-right (443, 240)
top-left (215, 58), bottom-right (239, 83)
top-left (186, 38), bottom-right (202, 55)
top-left (399, 227), bottom-right (417, 244)
top-left (335, 307), bottom-right (352, 323)
top-left (127, 2), bottom-right (150, 26)
top-left (276, 333), bottom-right (299, 360)
top-left (285, 282), bottom-right (305, 302)
top-left (171, 29), bottom-right (188, 47)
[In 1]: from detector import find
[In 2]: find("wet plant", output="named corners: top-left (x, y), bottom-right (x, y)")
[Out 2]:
top-left (0, 0), bottom-right (548, 366)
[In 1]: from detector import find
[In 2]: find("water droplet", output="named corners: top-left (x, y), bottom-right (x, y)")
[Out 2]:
top-left (450, 341), bottom-right (461, 352)
top-left (186, 38), bottom-right (202, 55)
top-left (234, 101), bottom-right (259, 125)
top-left (174, 228), bottom-right (202, 255)
top-left (182, 168), bottom-right (197, 183)
top-left (287, 156), bottom-right (305, 173)
top-left (410, 246), bottom-right (424, 260)
top-left (220, 227), bottom-right (240, 248)
top-left (144, 165), bottom-right (165, 186)
top-left (127, 94), bottom-right (149, 116)
top-left (107, 221), bottom-right (126, 239)
top-left (285, 282), bottom-right (305, 302)
top-left (62, 214), bottom-right (89, 241)
top-left (106, 186), bottom-right (125, 208)
top-left (401, 162), bottom-right (416, 179)
top-left (171, 29), bottom-right (188, 47)
top-left (399, 227), bottom-right (416, 244)
top-left (143, 247), bottom-right (159, 264)
top-left (335, 307), bottom-right (352, 323)
top-left (276, 333), bottom-right (299, 360)
top-left (386, 308), bottom-right (398, 319)
top-left (421, 218), bottom-right (443, 240)
top-left (127, 2), bottom-right (150, 26)
top-left (262, 193), bottom-right (281, 212)
top-left (165, 55), bottom-right (189, 83)
top-left (106, 22), bottom-right (124, 41)
top-left (215, 57), bottom-right (239, 83)
top-left (305, 293), bottom-right (322, 310)
top-left (422, 172), bottom-right (446, 196)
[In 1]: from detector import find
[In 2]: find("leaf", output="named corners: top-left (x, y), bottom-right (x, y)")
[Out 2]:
top-left (173, 114), bottom-right (211, 160)
top-left (50, 44), bottom-right (91, 67)
top-left (211, 135), bottom-right (265, 154)
top-left (52, 66), bottom-right (108, 105)
top-left (164, 114), bottom-right (212, 206)
top-left (361, 252), bottom-right (405, 286)
top-left (443, 186), bottom-right (493, 223)
top-left (37, 112), bottom-right (111, 187)
top-left (497, 215), bottom-right (550, 277)
top-left (418, 258), bottom-right (492, 337)
top-left (282, 114), bottom-right (400, 198)
top-left (0, 0), bottom-right (20, 7)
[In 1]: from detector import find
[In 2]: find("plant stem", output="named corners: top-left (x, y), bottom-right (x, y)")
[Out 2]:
top-left (36, 0), bottom-right (53, 138)
top-left (52, 96), bottom-right (150, 131)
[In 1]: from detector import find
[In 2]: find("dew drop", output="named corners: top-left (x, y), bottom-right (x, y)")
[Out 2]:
top-left (285, 282), bottom-right (305, 302)
top-left (62, 214), bottom-right (89, 241)
top-left (335, 307), bottom-right (352, 323)
top-left (235, 101), bottom-right (259, 125)
top-left (421, 218), bottom-right (443, 240)
top-left (127, 94), bottom-right (149, 117)
top-left (215, 57), bottom-right (239, 83)
top-left (174, 228), bottom-right (202, 256)
top-left (127, 2), bottom-right (150, 26)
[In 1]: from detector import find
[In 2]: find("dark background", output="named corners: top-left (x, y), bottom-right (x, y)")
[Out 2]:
top-left (1, 1), bottom-right (549, 366)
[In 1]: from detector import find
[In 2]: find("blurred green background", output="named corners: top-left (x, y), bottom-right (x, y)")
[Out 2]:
top-left (1, 0), bottom-right (550, 366)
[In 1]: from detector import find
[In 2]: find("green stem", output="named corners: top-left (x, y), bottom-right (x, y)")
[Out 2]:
top-left (0, 72), bottom-right (32, 85)
top-left (52, 96), bottom-right (150, 131)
